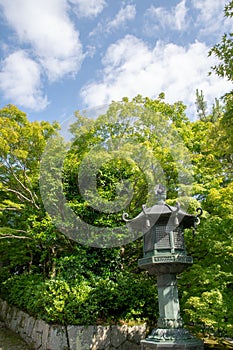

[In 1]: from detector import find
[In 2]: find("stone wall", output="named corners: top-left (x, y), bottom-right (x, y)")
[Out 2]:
top-left (0, 299), bottom-right (147, 350)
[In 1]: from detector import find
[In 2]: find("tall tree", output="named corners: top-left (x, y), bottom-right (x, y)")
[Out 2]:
top-left (64, 94), bottom-right (193, 232)
top-left (0, 104), bottom-right (58, 234)
top-left (209, 0), bottom-right (233, 82)
top-left (0, 105), bottom-right (62, 277)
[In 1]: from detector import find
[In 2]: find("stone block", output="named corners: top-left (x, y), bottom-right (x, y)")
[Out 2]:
top-left (122, 340), bottom-right (141, 350)
top-left (127, 324), bottom-right (147, 344)
top-left (110, 325), bottom-right (128, 348)
top-left (0, 299), bottom-right (8, 321)
top-left (68, 325), bottom-right (97, 350)
top-left (67, 325), bottom-right (82, 350)
top-left (18, 313), bottom-right (35, 348)
top-left (91, 326), bottom-right (110, 350)
top-left (7, 307), bottom-right (19, 332)
top-left (18, 313), bottom-right (35, 339)
top-left (41, 321), bottom-right (50, 350)
top-left (82, 326), bottom-right (96, 350)
top-left (5, 305), bottom-right (14, 327)
top-left (46, 325), bottom-right (69, 350)
top-left (31, 319), bottom-right (46, 349)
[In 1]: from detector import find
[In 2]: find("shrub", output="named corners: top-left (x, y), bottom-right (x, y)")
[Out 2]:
top-left (0, 272), bottom-right (158, 326)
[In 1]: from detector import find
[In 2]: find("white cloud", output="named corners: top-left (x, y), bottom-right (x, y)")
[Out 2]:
top-left (68, 0), bottom-right (106, 18)
top-left (0, 0), bottom-right (83, 81)
top-left (192, 0), bottom-right (232, 38)
top-left (80, 35), bottom-right (231, 118)
top-left (145, 0), bottom-right (188, 33)
top-left (89, 4), bottom-right (136, 39)
top-left (175, 0), bottom-right (188, 30)
top-left (0, 50), bottom-right (48, 111)
top-left (107, 5), bottom-right (136, 30)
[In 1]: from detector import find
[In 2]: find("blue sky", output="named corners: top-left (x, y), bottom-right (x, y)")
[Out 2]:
top-left (0, 0), bottom-right (232, 123)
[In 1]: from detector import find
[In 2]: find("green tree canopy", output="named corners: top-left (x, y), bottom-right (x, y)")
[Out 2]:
top-left (0, 93), bottom-right (232, 339)
top-left (209, 0), bottom-right (233, 82)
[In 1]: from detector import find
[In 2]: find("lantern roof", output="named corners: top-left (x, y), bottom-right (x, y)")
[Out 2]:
top-left (122, 185), bottom-right (202, 234)
top-left (123, 200), bottom-right (195, 234)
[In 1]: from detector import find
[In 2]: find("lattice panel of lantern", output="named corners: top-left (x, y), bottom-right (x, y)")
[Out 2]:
top-left (144, 224), bottom-right (185, 256)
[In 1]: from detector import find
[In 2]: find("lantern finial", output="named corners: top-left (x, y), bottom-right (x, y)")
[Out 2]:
top-left (154, 184), bottom-right (166, 203)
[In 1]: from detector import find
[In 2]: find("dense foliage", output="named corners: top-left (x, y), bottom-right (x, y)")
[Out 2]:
top-left (0, 1), bottom-right (232, 339)
top-left (209, 0), bottom-right (233, 82)
top-left (0, 92), bottom-right (232, 337)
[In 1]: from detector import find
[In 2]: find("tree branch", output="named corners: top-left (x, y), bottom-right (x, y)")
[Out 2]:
top-left (6, 188), bottom-right (40, 210)
top-left (0, 207), bottom-right (22, 211)
top-left (0, 229), bottom-right (32, 240)
top-left (0, 235), bottom-right (32, 240)
top-left (6, 160), bottom-right (40, 209)
top-left (7, 188), bottom-right (33, 202)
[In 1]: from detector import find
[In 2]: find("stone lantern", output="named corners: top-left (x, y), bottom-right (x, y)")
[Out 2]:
top-left (123, 186), bottom-right (203, 350)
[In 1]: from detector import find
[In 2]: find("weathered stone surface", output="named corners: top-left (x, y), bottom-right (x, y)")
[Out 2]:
top-left (0, 299), bottom-right (146, 350)
top-left (128, 324), bottom-right (147, 344)
top-left (69, 325), bottom-right (102, 350)
top-left (110, 325), bottom-right (128, 348)
top-left (5, 304), bottom-right (14, 327)
top-left (0, 299), bottom-right (8, 321)
top-left (18, 313), bottom-right (35, 346)
top-left (121, 340), bottom-right (141, 350)
top-left (91, 326), bottom-right (111, 350)
top-left (31, 319), bottom-right (45, 349)
top-left (41, 322), bottom-right (50, 350)
top-left (8, 306), bottom-right (19, 331)
top-left (46, 325), bottom-right (68, 350)
top-left (67, 325), bottom-right (80, 350)
top-left (82, 326), bottom-right (96, 349)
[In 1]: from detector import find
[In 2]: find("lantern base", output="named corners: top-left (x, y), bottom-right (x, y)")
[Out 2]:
top-left (141, 328), bottom-right (203, 349)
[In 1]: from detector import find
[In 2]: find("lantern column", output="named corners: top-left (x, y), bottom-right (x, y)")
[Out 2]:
top-left (157, 273), bottom-right (182, 329)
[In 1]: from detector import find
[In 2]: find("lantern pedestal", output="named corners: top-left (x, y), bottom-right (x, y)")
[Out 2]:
top-left (139, 257), bottom-right (203, 350)
top-left (141, 324), bottom-right (203, 350)
top-left (141, 337), bottom-right (203, 349)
